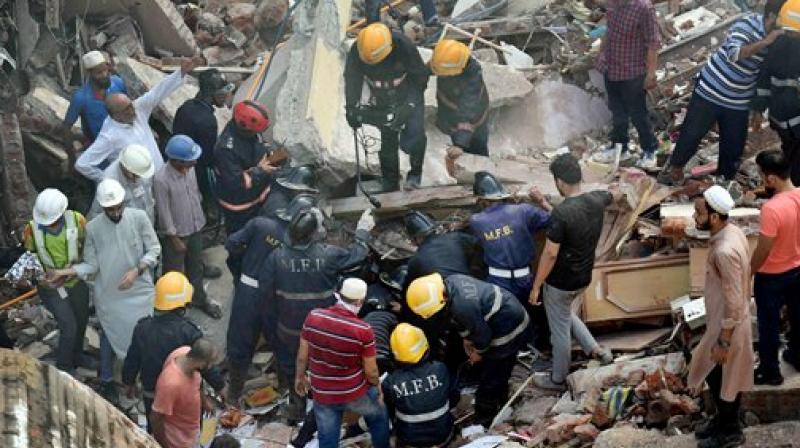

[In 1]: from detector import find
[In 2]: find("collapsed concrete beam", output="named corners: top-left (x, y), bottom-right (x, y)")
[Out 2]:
top-left (0, 113), bottom-right (36, 238)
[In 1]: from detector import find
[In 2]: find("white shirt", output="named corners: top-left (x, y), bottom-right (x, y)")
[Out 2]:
top-left (87, 160), bottom-right (156, 224)
top-left (75, 70), bottom-right (185, 182)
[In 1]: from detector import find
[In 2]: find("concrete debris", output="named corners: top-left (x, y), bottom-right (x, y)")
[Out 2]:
top-left (567, 353), bottom-right (686, 396)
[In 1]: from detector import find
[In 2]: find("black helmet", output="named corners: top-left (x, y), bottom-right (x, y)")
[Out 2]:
top-left (276, 165), bottom-right (319, 193)
top-left (379, 265), bottom-right (408, 292)
top-left (473, 171), bottom-right (510, 200)
top-left (288, 209), bottom-right (319, 246)
top-left (404, 210), bottom-right (436, 239)
top-left (198, 69), bottom-right (235, 97)
top-left (275, 193), bottom-right (318, 222)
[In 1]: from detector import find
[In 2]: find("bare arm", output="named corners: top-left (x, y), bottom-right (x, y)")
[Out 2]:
top-left (529, 239), bottom-right (560, 304)
top-left (294, 338), bottom-right (310, 396)
top-left (150, 411), bottom-right (169, 447)
top-left (750, 233), bottom-right (775, 275)
top-left (363, 355), bottom-right (380, 387)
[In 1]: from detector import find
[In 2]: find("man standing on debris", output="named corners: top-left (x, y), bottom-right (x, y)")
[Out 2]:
top-left (123, 272), bottom-right (224, 433)
top-left (25, 189), bottom-right (91, 375)
top-left (407, 273), bottom-right (529, 427)
top-left (295, 278), bottom-right (391, 448)
top-left (260, 165), bottom-right (319, 218)
top-left (753, 0), bottom-right (800, 185)
top-left (259, 208), bottom-right (375, 422)
top-left (88, 144), bottom-right (155, 223)
top-left (345, 23), bottom-right (430, 191)
top-left (749, 149), bottom-right (800, 385)
top-left (75, 58), bottom-right (197, 182)
top-left (529, 154), bottom-right (614, 391)
top-left (469, 172), bottom-right (551, 348)
top-left (223, 194), bottom-right (317, 406)
top-left (687, 186), bottom-right (753, 448)
top-left (431, 40), bottom-right (491, 158)
top-left (663, 0), bottom-right (786, 184)
top-left (50, 178), bottom-right (161, 402)
top-left (154, 135), bottom-right (222, 319)
top-left (594, 0), bottom-right (661, 169)
top-left (62, 51), bottom-right (128, 144)
top-left (382, 323), bottom-right (457, 447)
top-left (151, 338), bottom-right (219, 448)
top-left (173, 69), bottom-right (235, 218)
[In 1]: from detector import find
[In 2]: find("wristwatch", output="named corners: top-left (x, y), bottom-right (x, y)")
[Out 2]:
top-left (717, 339), bottom-right (731, 349)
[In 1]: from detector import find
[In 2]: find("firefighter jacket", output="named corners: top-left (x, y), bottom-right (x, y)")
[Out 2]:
top-left (753, 34), bottom-right (800, 132)
top-left (213, 122), bottom-right (274, 213)
top-left (225, 215), bottom-right (287, 288)
top-left (435, 57), bottom-right (490, 148)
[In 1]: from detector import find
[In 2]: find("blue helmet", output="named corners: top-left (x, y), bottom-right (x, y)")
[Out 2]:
top-left (165, 134), bottom-right (202, 161)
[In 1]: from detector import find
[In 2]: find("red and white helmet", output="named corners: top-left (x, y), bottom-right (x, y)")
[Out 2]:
top-left (233, 100), bottom-right (271, 133)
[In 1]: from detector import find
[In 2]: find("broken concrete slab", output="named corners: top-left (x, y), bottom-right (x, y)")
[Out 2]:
top-left (203, 46), bottom-right (246, 65)
top-left (567, 353), bottom-right (686, 397)
top-left (126, 0), bottom-right (199, 56)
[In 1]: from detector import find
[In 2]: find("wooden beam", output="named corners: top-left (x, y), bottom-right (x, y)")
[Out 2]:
top-left (326, 185), bottom-right (476, 217)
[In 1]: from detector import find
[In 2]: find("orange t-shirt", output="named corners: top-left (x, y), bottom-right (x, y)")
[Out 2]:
top-left (152, 346), bottom-right (201, 448)
top-left (759, 188), bottom-right (800, 274)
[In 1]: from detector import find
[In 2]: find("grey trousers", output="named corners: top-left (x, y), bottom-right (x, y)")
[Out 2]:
top-left (543, 283), bottom-right (600, 383)
top-left (39, 281), bottom-right (90, 372)
top-left (161, 232), bottom-right (208, 305)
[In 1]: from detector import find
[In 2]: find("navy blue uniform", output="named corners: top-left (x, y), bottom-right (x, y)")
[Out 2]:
top-left (224, 216), bottom-right (287, 368)
top-left (383, 360), bottom-right (457, 447)
top-left (259, 183), bottom-right (296, 218)
top-left (405, 231), bottom-right (485, 287)
top-left (435, 58), bottom-right (491, 156)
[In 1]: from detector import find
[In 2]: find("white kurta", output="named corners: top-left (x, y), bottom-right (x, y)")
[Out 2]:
top-left (87, 160), bottom-right (156, 224)
top-left (74, 208), bottom-right (161, 357)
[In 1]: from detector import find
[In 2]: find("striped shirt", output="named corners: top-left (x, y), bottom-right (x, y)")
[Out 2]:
top-left (301, 303), bottom-right (377, 405)
top-left (695, 14), bottom-right (767, 110)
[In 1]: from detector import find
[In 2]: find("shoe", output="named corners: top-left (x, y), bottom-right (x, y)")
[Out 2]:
top-left (697, 429), bottom-right (744, 448)
top-left (533, 374), bottom-right (567, 392)
top-left (191, 300), bottom-right (223, 319)
top-left (404, 174), bottom-right (422, 190)
top-left (592, 144), bottom-right (628, 164)
top-left (637, 152), bottom-right (658, 170)
top-left (754, 368), bottom-right (783, 386)
top-left (695, 416), bottom-right (720, 440)
top-left (99, 381), bottom-right (120, 406)
top-left (76, 352), bottom-right (99, 371)
top-left (203, 263), bottom-right (222, 279)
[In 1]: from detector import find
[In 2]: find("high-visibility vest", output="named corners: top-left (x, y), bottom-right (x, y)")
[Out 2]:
top-left (30, 211), bottom-right (80, 269)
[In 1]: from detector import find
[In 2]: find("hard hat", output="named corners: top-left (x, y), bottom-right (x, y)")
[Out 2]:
top-left (404, 210), bottom-right (436, 239)
top-left (33, 188), bottom-right (68, 226)
top-left (165, 134), bottom-right (202, 161)
top-left (356, 23), bottom-right (393, 65)
top-left (340, 277), bottom-right (368, 302)
top-left (96, 178), bottom-right (126, 207)
top-left (233, 100), bottom-right (271, 133)
top-left (431, 39), bottom-right (470, 77)
top-left (473, 171), bottom-right (510, 200)
top-left (288, 209), bottom-right (319, 245)
top-left (154, 271), bottom-right (194, 311)
top-left (779, 0), bottom-right (800, 31)
top-left (82, 50), bottom-right (107, 70)
top-left (703, 185), bottom-right (735, 215)
top-left (198, 68), bottom-right (235, 96)
top-left (379, 265), bottom-right (408, 292)
top-left (276, 165), bottom-right (319, 193)
top-left (119, 144), bottom-right (155, 178)
top-left (390, 323), bottom-right (429, 364)
top-left (275, 193), bottom-right (318, 222)
top-left (406, 273), bottom-right (446, 319)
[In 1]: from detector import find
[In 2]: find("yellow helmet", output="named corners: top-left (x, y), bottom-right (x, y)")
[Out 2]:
top-left (779, 0), bottom-right (800, 31)
top-left (357, 23), bottom-right (393, 65)
top-left (431, 39), bottom-right (470, 77)
top-left (154, 271), bottom-right (194, 311)
top-left (406, 273), bottom-right (446, 319)
top-left (390, 323), bottom-right (429, 364)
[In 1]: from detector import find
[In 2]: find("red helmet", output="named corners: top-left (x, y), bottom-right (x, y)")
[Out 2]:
top-left (233, 100), bottom-right (271, 133)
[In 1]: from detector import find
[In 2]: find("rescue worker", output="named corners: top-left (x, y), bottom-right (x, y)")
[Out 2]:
top-left (407, 273), bottom-right (529, 427)
top-left (754, 0), bottom-right (800, 184)
top-left (468, 172), bottom-right (551, 348)
top-left (260, 164), bottom-right (319, 218)
top-left (345, 23), bottom-right (430, 192)
top-left (214, 100), bottom-right (278, 236)
top-left (259, 207), bottom-right (376, 421)
top-left (25, 189), bottom-right (91, 375)
top-left (223, 194), bottom-right (317, 405)
top-left (383, 324), bottom-right (457, 447)
top-left (431, 40), bottom-right (491, 157)
top-left (366, 0), bottom-right (439, 26)
top-left (122, 271), bottom-right (224, 432)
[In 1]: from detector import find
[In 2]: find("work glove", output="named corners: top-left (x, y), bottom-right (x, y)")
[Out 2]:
top-left (346, 107), bottom-right (362, 129)
top-left (356, 208), bottom-right (376, 232)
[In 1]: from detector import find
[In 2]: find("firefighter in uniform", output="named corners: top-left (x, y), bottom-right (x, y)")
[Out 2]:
top-left (223, 194), bottom-right (317, 405)
top-left (754, 0), bottom-right (800, 184)
top-left (383, 323), bottom-right (457, 447)
top-left (259, 207), bottom-right (376, 421)
top-left (345, 23), bottom-right (430, 192)
top-left (431, 40), bottom-right (491, 158)
top-left (468, 172), bottom-right (551, 348)
top-left (260, 164), bottom-right (319, 218)
top-left (214, 100), bottom-right (278, 236)
top-left (407, 273), bottom-right (529, 427)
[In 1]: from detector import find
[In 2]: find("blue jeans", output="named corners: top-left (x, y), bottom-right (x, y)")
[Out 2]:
top-left (754, 266), bottom-right (800, 374)
top-left (314, 387), bottom-right (390, 448)
top-left (99, 331), bottom-right (114, 383)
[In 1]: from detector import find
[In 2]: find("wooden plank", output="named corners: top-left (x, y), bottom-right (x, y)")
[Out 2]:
top-left (327, 185), bottom-right (475, 217)
top-left (594, 327), bottom-right (672, 352)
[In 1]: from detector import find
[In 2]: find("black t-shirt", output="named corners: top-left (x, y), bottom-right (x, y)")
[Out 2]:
top-left (545, 190), bottom-right (612, 291)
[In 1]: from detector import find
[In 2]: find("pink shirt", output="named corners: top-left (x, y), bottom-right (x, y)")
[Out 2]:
top-left (759, 188), bottom-right (800, 274)
top-left (153, 346), bottom-right (201, 448)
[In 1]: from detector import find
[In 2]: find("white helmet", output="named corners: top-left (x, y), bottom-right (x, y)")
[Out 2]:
top-left (82, 50), bottom-right (107, 70)
top-left (119, 144), bottom-right (155, 178)
top-left (33, 188), bottom-right (68, 226)
top-left (96, 178), bottom-right (126, 207)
